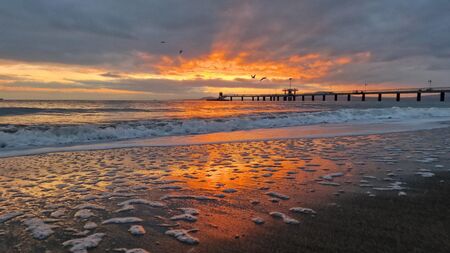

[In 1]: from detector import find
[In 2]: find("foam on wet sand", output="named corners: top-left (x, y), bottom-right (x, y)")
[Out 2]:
top-left (23, 218), bottom-right (57, 240)
top-left (165, 229), bottom-right (199, 245)
top-left (62, 233), bottom-right (105, 253)
top-left (101, 217), bottom-right (143, 224)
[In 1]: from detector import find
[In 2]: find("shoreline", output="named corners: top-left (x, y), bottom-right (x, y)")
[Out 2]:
top-left (0, 125), bottom-right (449, 252)
top-left (1, 119), bottom-right (449, 158)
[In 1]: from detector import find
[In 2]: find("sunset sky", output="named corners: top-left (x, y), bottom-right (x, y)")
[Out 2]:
top-left (0, 0), bottom-right (449, 100)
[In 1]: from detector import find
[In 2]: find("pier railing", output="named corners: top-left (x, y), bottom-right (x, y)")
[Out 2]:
top-left (216, 87), bottom-right (450, 102)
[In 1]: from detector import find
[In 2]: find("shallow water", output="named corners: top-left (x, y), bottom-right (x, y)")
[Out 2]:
top-left (1, 99), bottom-right (449, 150)
top-left (0, 127), bottom-right (449, 252)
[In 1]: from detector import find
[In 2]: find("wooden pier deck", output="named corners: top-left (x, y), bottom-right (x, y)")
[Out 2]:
top-left (216, 87), bottom-right (450, 102)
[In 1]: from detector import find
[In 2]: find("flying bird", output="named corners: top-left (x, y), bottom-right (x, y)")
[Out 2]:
top-left (251, 74), bottom-right (256, 79)
top-left (160, 41), bottom-right (167, 44)
top-left (179, 50), bottom-right (183, 54)
top-left (260, 77), bottom-right (267, 81)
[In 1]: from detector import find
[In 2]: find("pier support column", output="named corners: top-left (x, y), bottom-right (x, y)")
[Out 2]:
top-left (263, 96), bottom-right (266, 101)
top-left (378, 93), bottom-right (382, 101)
top-left (417, 92), bottom-right (421, 101)
top-left (293, 96), bottom-right (296, 101)
top-left (252, 97), bottom-right (254, 101)
top-left (312, 95), bottom-right (315, 101)
top-left (257, 96), bottom-right (260, 101)
top-left (302, 95), bottom-right (305, 101)
top-left (334, 94), bottom-right (338, 101)
top-left (241, 96), bottom-right (244, 101)
top-left (283, 96), bottom-right (287, 101)
top-left (322, 95), bottom-right (326, 101)
top-left (362, 93), bottom-right (366, 101)
top-left (347, 94), bottom-right (351, 101)
top-left (277, 96), bottom-right (280, 101)
top-left (230, 97), bottom-right (233, 101)
top-left (396, 93), bottom-right (400, 102)
top-left (441, 92), bottom-right (445, 102)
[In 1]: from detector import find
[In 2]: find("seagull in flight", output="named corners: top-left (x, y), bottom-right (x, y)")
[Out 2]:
top-left (251, 74), bottom-right (256, 79)
top-left (179, 50), bottom-right (183, 54)
top-left (260, 77), bottom-right (267, 82)
top-left (160, 41), bottom-right (167, 44)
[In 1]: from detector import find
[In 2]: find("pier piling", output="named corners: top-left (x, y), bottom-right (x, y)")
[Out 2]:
top-left (218, 87), bottom-right (449, 103)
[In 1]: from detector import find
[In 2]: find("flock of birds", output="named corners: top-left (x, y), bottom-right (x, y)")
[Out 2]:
top-left (160, 40), bottom-right (276, 82)
top-left (160, 41), bottom-right (183, 55)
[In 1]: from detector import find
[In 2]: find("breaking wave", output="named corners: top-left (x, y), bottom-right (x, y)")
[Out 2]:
top-left (1, 107), bottom-right (449, 149)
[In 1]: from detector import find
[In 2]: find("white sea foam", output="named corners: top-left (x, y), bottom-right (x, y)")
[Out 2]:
top-left (23, 218), bottom-right (57, 240)
top-left (269, 212), bottom-right (300, 224)
top-left (62, 233), bottom-right (105, 253)
top-left (129, 225), bottom-right (146, 235)
top-left (101, 217), bottom-right (143, 224)
top-left (0, 211), bottom-right (24, 223)
top-left (165, 229), bottom-right (199, 244)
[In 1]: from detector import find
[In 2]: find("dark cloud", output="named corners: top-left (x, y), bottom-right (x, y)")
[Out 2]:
top-left (100, 72), bottom-right (123, 78)
top-left (2, 1), bottom-right (449, 63)
top-left (0, 0), bottom-right (224, 65)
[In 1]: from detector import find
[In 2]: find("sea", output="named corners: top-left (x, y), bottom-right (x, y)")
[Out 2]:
top-left (0, 97), bottom-right (449, 153)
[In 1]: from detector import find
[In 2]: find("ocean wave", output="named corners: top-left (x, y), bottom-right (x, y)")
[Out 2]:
top-left (1, 107), bottom-right (449, 149)
top-left (0, 107), bottom-right (177, 116)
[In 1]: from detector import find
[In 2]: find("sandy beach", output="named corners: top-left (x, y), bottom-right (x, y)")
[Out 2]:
top-left (1, 126), bottom-right (449, 253)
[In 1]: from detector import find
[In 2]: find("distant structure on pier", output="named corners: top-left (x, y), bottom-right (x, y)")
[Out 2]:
top-left (282, 88), bottom-right (298, 96)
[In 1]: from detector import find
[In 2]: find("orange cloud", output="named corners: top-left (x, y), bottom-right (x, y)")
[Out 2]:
top-left (152, 49), bottom-right (370, 82)
top-left (0, 59), bottom-right (112, 83)
top-left (0, 85), bottom-right (145, 95)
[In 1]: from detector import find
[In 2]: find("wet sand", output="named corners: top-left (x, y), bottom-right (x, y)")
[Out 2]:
top-left (0, 127), bottom-right (449, 253)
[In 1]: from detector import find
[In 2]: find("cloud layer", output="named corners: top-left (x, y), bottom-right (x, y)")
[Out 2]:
top-left (0, 0), bottom-right (449, 99)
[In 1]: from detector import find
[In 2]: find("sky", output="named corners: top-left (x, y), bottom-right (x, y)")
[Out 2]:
top-left (0, 0), bottom-right (449, 100)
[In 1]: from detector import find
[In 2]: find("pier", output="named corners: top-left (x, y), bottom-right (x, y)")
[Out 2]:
top-left (216, 87), bottom-right (450, 102)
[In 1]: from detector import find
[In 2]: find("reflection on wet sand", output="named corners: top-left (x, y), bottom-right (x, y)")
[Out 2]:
top-left (0, 129), bottom-right (449, 252)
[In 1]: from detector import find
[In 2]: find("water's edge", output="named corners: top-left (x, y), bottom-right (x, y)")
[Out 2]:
top-left (1, 119), bottom-right (448, 158)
